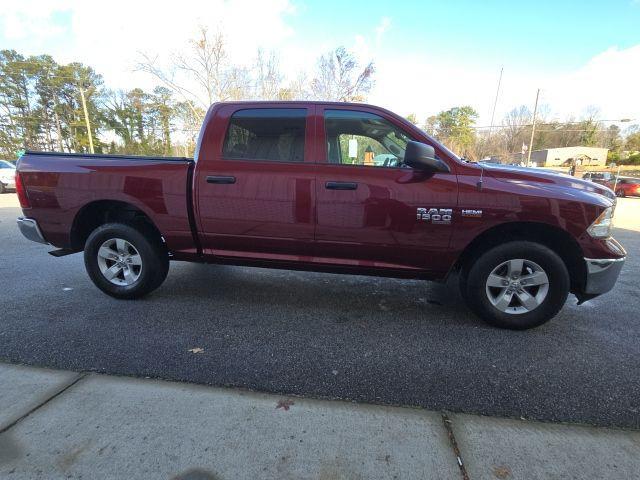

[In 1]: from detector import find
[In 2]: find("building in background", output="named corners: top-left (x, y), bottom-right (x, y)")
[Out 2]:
top-left (527, 146), bottom-right (608, 167)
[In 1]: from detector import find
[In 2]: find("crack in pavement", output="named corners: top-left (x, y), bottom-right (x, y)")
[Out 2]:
top-left (442, 413), bottom-right (470, 480)
top-left (0, 372), bottom-right (87, 435)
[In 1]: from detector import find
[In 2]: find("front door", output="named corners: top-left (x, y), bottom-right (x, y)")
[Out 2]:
top-left (314, 106), bottom-right (458, 273)
top-left (196, 105), bottom-right (316, 260)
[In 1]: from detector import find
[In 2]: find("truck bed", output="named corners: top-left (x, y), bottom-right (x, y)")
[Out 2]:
top-left (17, 151), bottom-right (196, 254)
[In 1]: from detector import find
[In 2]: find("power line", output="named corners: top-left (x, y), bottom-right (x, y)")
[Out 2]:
top-left (0, 69), bottom-right (97, 82)
top-left (471, 119), bottom-right (635, 130)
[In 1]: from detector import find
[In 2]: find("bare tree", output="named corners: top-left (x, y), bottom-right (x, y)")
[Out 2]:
top-left (472, 131), bottom-right (496, 161)
top-left (254, 50), bottom-right (283, 100)
top-left (137, 27), bottom-right (252, 119)
top-left (578, 106), bottom-right (601, 146)
top-left (278, 73), bottom-right (308, 100)
top-left (311, 47), bottom-right (374, 102)
top-left (501, 106), bottom-right (532, 155)
top-left (174, 100), bottom-right (206, 156)
top-left (137, 52), bottom-right (202, 120)
top-left (172, 27), bottom-right (227, 106)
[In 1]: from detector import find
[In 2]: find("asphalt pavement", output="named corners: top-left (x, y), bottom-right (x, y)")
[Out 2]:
top-left (0, 194), bottom-right (638, 429)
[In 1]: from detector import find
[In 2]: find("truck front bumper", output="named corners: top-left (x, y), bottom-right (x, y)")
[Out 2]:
top-left (583, 257), bottom-right (625, 295)
top-left (17, 217), bottom-right (48, 244)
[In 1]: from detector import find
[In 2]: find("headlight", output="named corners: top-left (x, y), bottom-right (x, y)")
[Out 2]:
top-left (587, 206), bottom-right (613, 238)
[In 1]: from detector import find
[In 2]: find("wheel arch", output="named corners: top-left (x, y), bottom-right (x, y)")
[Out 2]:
top-left (455, 221), bottom-right (586, 293)
top-left (71, 200), bottom-right (163, 251)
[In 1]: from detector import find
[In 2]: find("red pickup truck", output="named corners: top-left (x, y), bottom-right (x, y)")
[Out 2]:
top-left (16, 101), bottom-right (625, 329)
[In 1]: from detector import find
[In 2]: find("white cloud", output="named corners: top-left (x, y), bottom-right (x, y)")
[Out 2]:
top-left (1, 0), bottom-right (297, 90)
top-left (369, 44), bottom-right (640, 126)
top-left (375, 17), bottom-right (391, 46)
top-left (543, 45), bottom-right (640, 122)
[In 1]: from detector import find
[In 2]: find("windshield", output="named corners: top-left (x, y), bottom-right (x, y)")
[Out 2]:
top-left (0, 161), bottom-right (15, 169)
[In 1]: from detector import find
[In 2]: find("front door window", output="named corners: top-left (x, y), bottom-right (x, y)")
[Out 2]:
top-left (324, 109), bottom-right (412, 168)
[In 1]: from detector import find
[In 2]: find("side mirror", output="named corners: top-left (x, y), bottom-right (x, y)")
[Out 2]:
top-left (404, 141), bottom-right (450, 173)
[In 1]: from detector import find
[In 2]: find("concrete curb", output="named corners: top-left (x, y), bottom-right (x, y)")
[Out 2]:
top-left (1, 362), bottom-right (639, 479)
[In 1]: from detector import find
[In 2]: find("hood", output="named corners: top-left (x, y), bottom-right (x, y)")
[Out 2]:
top-left (480, 163), bottom-right (616, 204)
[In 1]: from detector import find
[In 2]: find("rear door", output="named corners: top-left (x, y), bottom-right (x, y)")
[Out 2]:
top-left (313, 105), bottom-right (458, 273)
top-left (195, 105), bottom-right (316, 260)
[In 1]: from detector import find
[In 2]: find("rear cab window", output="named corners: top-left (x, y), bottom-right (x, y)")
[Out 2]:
top-left (222, 108), bottom-right (306, 163)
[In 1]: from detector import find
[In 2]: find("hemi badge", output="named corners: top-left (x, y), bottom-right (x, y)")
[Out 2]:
top-left (461, 209), bottom-right (483, 218)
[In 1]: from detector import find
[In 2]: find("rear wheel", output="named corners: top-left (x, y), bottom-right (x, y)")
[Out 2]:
top-left (616, 189), bottom-right (625, 198)
top-left (0, 183), bottom-right (5, 194)
top-left (462, 241), bottom-right (569, 329)
top-left (84, 222), bottom-right (169, 299)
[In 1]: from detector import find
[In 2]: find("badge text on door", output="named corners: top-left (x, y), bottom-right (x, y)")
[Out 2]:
top-left (416, 208), bottom-right (453, 224)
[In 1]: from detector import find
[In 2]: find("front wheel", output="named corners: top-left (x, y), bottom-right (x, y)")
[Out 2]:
top-left (462, 241), bottom-right (569, 329)
top-left (616, 189), bottom-right (625, 198)
top-left (84, 222), bottom-right (169, 299)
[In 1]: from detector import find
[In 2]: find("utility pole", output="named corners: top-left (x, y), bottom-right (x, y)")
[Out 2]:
top-left (79, 84), bottom-right (95, 154)
top-left (53, 106), bottom-right (64, 152)
top-left (489, 67), bottom-right (503, 135)
top-left (526, 88), bottom-right (540, 167)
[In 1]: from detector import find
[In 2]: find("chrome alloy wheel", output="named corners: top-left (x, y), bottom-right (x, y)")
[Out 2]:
top-left (485, 258), bottom-right (549, 314)
top-left (97, 238), bottom-right (142, 286)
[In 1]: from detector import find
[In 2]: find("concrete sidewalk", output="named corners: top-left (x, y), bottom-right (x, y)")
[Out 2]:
top-left (0, 363), bottom-right (638, 480)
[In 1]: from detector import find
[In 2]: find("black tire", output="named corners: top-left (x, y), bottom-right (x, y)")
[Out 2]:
top-left (0, 183), bottom-right (5, 194)
top-left (616, 189), bottom-right (625, 198)
top-left (462, 241), bottom-right (569, 330)
top-left (84, 222), bottom-right (169, 299)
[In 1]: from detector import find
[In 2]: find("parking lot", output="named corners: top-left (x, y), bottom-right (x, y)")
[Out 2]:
top-left (0, 193), bottom-right (638, 430)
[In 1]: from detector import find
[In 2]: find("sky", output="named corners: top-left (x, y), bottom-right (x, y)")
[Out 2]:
top-left (1, 0), bottom-right (639, 127)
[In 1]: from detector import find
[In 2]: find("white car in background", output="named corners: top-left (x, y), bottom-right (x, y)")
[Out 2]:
top-left (0, 160), bottom-right (16, 193)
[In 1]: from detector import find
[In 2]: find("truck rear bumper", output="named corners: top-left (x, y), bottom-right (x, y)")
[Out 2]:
top-left (17, 217), bottom-right (48, 244)
top-left (583, 257), bottom-right (625, 295)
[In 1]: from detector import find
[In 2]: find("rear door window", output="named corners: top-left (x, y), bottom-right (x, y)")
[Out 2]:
top-left (222, 108), bottom-right (306, 162)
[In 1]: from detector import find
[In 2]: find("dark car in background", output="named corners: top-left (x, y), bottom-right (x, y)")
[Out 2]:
top-left (582, 171), bottom-right (614, 186)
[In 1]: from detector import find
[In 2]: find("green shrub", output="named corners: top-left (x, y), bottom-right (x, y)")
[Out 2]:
top-left (623, 153), bottom-right (640, 165)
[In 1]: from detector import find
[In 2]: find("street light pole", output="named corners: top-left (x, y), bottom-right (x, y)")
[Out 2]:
top-left (526, 88), bottom-right (540, 167)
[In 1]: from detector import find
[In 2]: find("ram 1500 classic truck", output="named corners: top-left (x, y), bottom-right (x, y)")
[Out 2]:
top-left (15, 101), bottom-right (626, 329)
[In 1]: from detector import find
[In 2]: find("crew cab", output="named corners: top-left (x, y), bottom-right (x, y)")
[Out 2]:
top-left (15, 102), bottom-right (626, 329)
